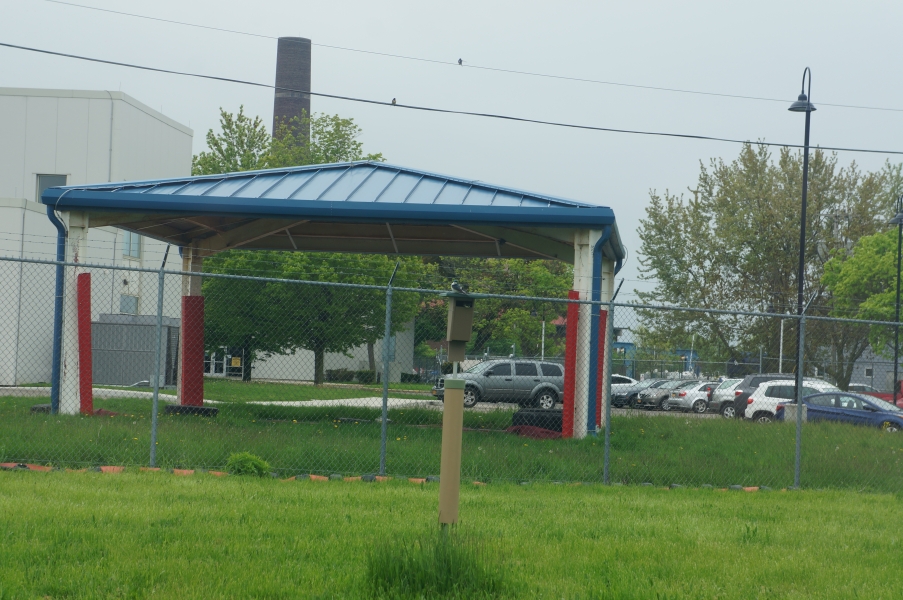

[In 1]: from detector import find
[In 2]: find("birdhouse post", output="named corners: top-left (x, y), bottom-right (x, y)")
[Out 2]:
top-left (438, 291), bottom-right (478, 526)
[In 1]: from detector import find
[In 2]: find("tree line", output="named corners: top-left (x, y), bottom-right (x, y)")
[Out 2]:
top-left (635, 143), bottom-right (903, 387)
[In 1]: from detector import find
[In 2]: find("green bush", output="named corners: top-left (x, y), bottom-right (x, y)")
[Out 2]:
top-left (356, 370), bottom-right (379, 384)
top-left (400, 373), bottom-right (421, 384)
top-left (225, 452), bottom-right (271, 477)
top-left (325, 369), bottom-right (355, 382)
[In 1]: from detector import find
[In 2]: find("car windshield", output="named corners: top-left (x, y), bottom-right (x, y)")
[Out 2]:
top-left (661, 380), bottom-right (691, 389)
top-left (635, 379), bottom-right (662, 389)
top-left (465, 362), bottom-right (493, 374)
top-left (718, 379), bottom-right (741, 390)
top-left (676, 380), bottom-right (702, 390)
top-left (861, 395), bottom-right (903, 413)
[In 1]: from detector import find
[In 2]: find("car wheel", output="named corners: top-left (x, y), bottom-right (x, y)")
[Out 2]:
top-left (463, 387), bottom-right (480, 408)
top-left (720, 404), bottom-right (736, 419)
top-left (534, 390), bottom-right (558, 410)
top-left (660, 398), bottom-right (671, 412)
top-left (754, 413), bottom-right (773, 424)
top-left (692, 400), bottom-right (707, 413)
top-left (627, 395), bottom-right (638, 409)
top-left (881, 421), bottom-right (900, 433)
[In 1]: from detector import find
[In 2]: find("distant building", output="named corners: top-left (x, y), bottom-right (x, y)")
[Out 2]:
top-left (0, 88), bottom-right (192, 385)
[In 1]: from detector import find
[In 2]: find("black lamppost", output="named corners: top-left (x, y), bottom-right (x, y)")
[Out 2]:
top-left (888, 195), bottom-right (903, 401)
top-left (788, 68), bottom-right (815, 489)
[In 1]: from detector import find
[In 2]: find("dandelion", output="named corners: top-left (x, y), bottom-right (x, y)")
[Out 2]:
top-left (396, 437), bottom-right (401, 441)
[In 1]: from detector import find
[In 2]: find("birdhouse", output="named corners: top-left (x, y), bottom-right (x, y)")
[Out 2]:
top-left (444, 292), bottom-right (475, 362)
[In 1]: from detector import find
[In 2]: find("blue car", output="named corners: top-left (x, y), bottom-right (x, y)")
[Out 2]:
top-left (775, 392), bottom-right (903, 432)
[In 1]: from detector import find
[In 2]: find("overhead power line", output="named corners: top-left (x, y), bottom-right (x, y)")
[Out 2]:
top-left (43, 0), bottom-right (903, 114)
top-left (2, 41), bottom-right (902, 157)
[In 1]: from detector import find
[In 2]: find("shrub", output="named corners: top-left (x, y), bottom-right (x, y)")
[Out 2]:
top-left (325, 369), bottom-right (355, 382)
top-left (400, 373), bottom-right (421, 384)
top-left (225, 452), bottom-right (271, 477)
top-left (356, 370), bottom-right (379, 384)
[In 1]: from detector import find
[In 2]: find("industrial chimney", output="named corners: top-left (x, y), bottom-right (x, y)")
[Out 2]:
top-left (273, 37), bottom-right (311, 137)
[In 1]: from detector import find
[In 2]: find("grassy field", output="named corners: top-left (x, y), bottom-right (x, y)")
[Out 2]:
top-left (2, 386), bottom-right (902, 492)
top-left (1, 470), bottom-right (901, 599)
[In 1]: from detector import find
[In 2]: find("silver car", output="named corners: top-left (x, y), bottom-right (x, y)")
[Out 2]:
top-left (710, 378), bottom-right (742, 418)
top-left (432, 359), bottom-right (564, 409)
top-left (668, 381), bottom-right (719, 413)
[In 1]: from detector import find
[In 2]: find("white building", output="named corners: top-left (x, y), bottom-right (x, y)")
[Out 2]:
top-left (0, 88), bottom-right (192, 386)
top-left (0, 87), bottom-right (414, 390)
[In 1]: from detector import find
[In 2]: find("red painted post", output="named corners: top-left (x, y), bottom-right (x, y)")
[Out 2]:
top-left (596, 308), bottom-right (607, 429)
top-left (562, 290), bottom-right (579, 438)
top-left (180, 296), bottom-right (205, 406)
top-left (77, 273), bottom-right (93, 415)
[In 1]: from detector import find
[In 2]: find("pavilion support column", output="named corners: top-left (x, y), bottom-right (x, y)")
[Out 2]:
top-left (177, 245), bottom-right (205, 406)
top-left (569, 229), bottom-right (614, 439)
top-left (571, 230), bottom-right (593, 439)
top-left (59, 211), bottom-right (89, 415)
top-left (597, 253), bottom-right (615, 431)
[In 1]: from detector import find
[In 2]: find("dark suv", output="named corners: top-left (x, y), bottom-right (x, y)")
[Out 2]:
top-left (731, 373), bottom-right (799, 418)
top-left (432, 359), bottom-right (564, 409)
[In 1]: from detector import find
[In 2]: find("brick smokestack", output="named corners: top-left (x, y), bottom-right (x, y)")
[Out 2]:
top-left (273, 37), bottom-right (311, 137)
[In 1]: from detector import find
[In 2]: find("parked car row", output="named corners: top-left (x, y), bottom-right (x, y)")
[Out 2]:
top-left (432, 359), bottom-right (903, 435)
top-left (432, 358), bottom-right (640, 410)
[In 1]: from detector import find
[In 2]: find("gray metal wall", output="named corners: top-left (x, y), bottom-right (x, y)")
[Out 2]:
top-left (91, 314), bottom-right (179, 386)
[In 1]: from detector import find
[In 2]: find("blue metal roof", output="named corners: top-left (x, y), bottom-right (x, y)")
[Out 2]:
top-left (41, 161), bottom-right (625, 261)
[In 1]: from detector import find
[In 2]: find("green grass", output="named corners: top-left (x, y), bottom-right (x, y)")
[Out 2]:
top-left (1, 471), bottom-right (902, 598)
top-left (3, 393), bottom-right (903, 492)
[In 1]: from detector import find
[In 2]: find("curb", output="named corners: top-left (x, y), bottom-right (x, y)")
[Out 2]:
top-left (0, 465), bottom-right (783, 491)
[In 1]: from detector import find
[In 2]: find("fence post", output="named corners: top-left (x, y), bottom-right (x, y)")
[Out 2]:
top-left (149, 251), bottom-right (168, 468)
top-left (603, 301), bottom-right (615, 484)
top-left (603, 279), bottom-right (623, 484)
top-left (379, 263), bottom-right (399, 476)
top-left (794, 313), bottom-right (806, 489)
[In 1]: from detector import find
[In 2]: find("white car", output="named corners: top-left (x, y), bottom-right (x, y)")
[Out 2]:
top-left (611, 374), bottom-right (638, 396)
top-left (745, 379), bottom-right (840, 423)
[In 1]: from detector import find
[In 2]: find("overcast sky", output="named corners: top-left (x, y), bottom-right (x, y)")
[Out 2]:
top-left (3, 0), bottom-right (902, 299)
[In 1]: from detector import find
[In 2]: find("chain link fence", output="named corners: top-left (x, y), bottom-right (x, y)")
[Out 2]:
top-left (2, 254), bottom-right (902, 492)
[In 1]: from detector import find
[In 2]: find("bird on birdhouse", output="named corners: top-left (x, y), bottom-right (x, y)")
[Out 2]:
top-left (391, 98), bottom-right (396, 105)
top-left (458, 58), bottom-right (463, 65)
top-left (451, 281), bottom-right (468, 295)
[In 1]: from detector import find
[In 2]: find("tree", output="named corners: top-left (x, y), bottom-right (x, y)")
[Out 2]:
top-left (192, 106), bottom-right (270, 175)
top-left (203, 251), bottom-right (426, 384)
top-left (823, 228), bottom-right (901, 356)
top-left (194, 107), bottom-right (415, 383)
top-left (415, 257), bottom-right (573, 359)
top-left (635, 143), bottom-right (902, 387)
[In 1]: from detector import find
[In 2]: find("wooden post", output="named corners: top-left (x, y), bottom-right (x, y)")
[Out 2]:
top-left (438, 378), bottom-right (465, 525)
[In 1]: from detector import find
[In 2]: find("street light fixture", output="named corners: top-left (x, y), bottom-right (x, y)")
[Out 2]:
top-left (788, 67), bottom-right (815, 489)
top-left (888, 195), bottom-right (903, 402)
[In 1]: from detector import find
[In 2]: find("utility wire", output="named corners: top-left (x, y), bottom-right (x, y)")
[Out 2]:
top-left (43, 0), bottom-right (903, 114)
top-left (2, 41), bottom-right (902, 156)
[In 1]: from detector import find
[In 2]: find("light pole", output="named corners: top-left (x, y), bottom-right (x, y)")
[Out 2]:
top-left (888, 195), bottom-right (903, 401)
top-left (788, 67), bottom-right (815, 489)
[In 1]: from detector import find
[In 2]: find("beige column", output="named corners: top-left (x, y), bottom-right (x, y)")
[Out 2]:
top-left (59, 211), bottom-right (89, 415)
